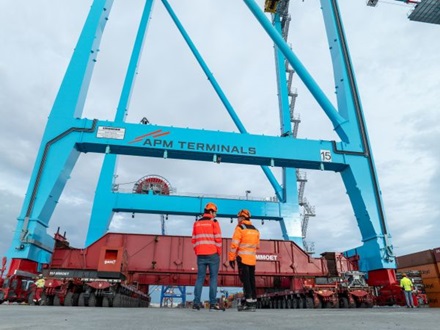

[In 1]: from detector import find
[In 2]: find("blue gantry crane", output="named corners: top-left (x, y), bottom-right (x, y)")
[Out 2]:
top-left (9, 0), bottom-right (437, 285)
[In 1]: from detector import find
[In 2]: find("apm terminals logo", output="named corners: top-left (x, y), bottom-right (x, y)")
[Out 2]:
top-left (129, 129), bottom-right (257, 155)
top-left (129, 129), bottom-right (171, 145)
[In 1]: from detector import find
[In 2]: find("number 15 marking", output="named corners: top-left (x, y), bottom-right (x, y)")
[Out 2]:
top-left (320, 150), bottom-right (332, 162)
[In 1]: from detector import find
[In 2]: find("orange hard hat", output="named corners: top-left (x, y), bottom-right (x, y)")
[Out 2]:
top-left (237, 209), bottom-right (251, 219)
top-left (204, 202), bottom-right (218, 213)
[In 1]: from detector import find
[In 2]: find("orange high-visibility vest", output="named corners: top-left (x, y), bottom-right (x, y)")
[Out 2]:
top-left (192, 213), bottom-right (222, 255)
top-left (229, 220), bottom-right (260, 266)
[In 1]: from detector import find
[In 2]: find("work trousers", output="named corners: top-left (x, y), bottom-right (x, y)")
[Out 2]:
top-left (194, 253), bottom-right (220, 306)
top-left (237, 256), bottom-right (256, 300)
top-left (403, 290), bottom-right (415, 307)
top-left (34, 287), bottom-right (44, 302)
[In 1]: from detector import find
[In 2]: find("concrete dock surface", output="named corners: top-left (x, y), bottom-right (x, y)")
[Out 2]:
top-left (0, 305), bottom-right (439, 330)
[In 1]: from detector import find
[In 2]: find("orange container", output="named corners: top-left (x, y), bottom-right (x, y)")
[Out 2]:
top-left (427, 292), bottom-right (440, 308)
top-left (399, 263), bottom-right (440, 279)
top-left (397, 250), bottom-right (435, 268)
top-left (422, 278), bottom-right (440, 293)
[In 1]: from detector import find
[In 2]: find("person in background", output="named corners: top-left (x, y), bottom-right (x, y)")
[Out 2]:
top-left (229, 209), bottom-right (260, 311)
top-left (400, 273), bottom-right (415, 308)
top-left (191, 202), bottom-right (222, 311)
top-left (33, 274), bottom-right (45, 304)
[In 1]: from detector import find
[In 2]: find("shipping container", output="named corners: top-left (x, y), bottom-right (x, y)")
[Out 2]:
top-left (422, 278), bottom-right (440, 294)
top-left (398, 264), bottom-right (440, 280)
top-left (397, 250), bottom-right (435, 268)
top-left (427, 292), bottom-right (440, 308)
top-left (433, 248), bottom-right (440, 263)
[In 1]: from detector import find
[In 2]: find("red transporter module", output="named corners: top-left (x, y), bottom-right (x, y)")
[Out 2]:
top-left (40, 232), bottom-right (374, 308)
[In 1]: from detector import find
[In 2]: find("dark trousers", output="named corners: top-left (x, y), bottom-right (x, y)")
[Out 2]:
top-left (237, 257), bottom-right (256, 300)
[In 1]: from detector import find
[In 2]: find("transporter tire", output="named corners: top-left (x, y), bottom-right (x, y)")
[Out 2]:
top-left (103, 296), bottom-right (113, 307)
top-left (299, 297), bottom-right (306, 309)
top-left (53, 295), bottom-right (61, 306)
top-left (340, 297), bottom-right (349, 308)
top-left (323, 300), bottom-right (337, 309)
top-left (113, 293), bottom-right (122, 307)
top-left (315, 299), bottom-right (322, 309)
top-left (305, 297), bottom-right (314, 309)
top-left (88, 293), bottom-right (97, 307)
top-left (277, 299), bottom-right (282, 309)
top-left (64, 292), bottom-right (73, 306)
top-left (292, 298), bottom-right (299, 309)
top-left (28, 292), bottom-right (35, 305)
top-left (41, 293), bottom-right (50, 306)
top-left (78, 292), bottom-right (87, 307)
top-left (72, 293), bottom-right (80, 306)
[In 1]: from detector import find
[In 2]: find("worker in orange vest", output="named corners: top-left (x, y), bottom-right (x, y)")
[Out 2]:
top-left (191, 202), bottom-right (223, 311)
top-left (229, 209), bottom-right (260, 311)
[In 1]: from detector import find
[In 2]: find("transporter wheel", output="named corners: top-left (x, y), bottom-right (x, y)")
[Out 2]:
top-left (292, 298), bottom-right (299, 309)
top-left (358, 302), bottom-right (368, 308)
top-left (315, 299), bottom-right (322, 309)
top-left (305, 297), bottom-right (314, 309)
top-left (323, 300), bottom-right (337, 309)
top-left (340, 297), bottom-right (349, 308)
top-left (78, 293), bottom-right (87, 307)
top-left (72, 293), bottom-right (79, 306)
top-left (43, 294), bottom-right (51, 306)
top-left (88, 293), bottom-right (97, 307)
top-left (53, 295), bottom-right (61, 306)
top-left (102, 297), bottom-right (109, 307)
top-left (64, 292), bottom-right (73, 306)
top-left (28, 292), bottom-right (35, 305)
top-left (113, 294), bottom-right (122, 307)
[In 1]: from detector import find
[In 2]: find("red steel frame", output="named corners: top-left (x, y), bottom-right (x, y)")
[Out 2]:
top-left (47, 233), bottom-right (358, 291)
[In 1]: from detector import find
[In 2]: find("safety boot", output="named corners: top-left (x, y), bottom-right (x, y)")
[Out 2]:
top-left (209, 303), bottom-right (225, 311)
top-left (239, 299), bottom-right (256, 312)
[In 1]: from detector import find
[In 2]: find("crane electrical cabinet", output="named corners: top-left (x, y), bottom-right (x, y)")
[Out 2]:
top-left (7, 0), bottom-right (402, 285)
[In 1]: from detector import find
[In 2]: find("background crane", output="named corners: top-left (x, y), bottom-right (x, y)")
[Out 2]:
top-left (367, 0), bottom-right (440, 25)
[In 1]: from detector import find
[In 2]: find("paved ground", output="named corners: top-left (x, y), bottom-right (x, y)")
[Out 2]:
top-left (0, 305), bottom-right (438, 330)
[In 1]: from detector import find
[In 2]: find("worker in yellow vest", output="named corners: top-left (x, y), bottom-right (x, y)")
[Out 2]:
top-left (400, 273), bottom-right (415, 308)
top-left (33, 274), bottom-right (45, 304)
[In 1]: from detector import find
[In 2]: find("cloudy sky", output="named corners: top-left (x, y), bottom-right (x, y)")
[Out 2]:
top-left (1, 0), bottom-right (439, 272)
